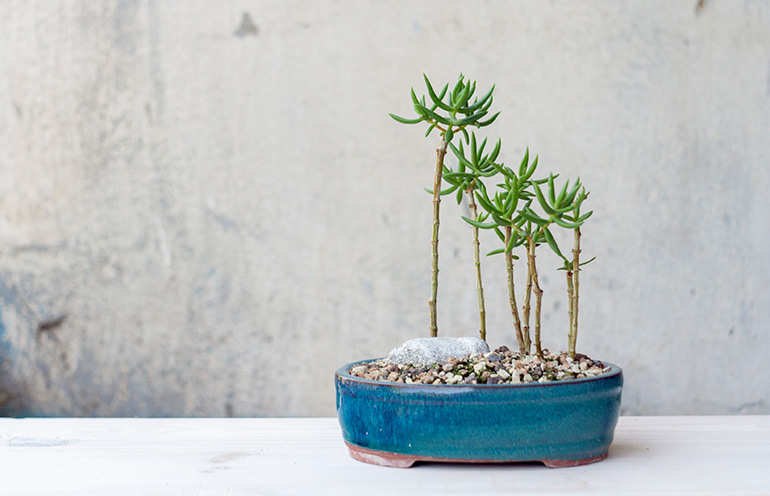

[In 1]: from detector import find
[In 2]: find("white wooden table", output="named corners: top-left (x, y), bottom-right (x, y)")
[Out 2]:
top-left (0, 416), bottom-right (767, 495)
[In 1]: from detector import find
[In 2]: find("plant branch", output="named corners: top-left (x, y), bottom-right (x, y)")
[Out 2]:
top-left (522, 268), bottom-right (532, 354)
top-left (504, 227), bottom-right (526, 352)
top-left (569, 227), bottom-right (581, 357)
top-left (566, 269), bottom-right (575, 356)
top-left (428, 136), bottom-right (448, 337)
top-left (467, 187), bottom-right (487, 341)
top-left (527, 235), bottom-right (544, 359)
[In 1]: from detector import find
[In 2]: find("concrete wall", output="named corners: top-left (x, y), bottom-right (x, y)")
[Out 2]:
top-left (0, 0), bottom-right (768, 416)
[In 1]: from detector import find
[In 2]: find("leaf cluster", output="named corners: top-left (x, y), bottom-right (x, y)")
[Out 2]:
top-left (389, 74), bottom-right (500, 143)
top-left (427, 132), bottom-right (501, 204)
top-left (459, 148), bottom-right (594, 265)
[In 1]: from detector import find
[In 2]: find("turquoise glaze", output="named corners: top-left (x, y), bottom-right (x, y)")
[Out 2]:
top-left (335, 359), bottom-right (623, 467)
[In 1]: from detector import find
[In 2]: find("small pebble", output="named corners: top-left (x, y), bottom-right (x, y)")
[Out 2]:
top-left (473, 362), bottom-right (487, 375)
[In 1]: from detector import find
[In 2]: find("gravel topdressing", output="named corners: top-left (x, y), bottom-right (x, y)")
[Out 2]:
top-left (348, 346), bottom-right (610, 385)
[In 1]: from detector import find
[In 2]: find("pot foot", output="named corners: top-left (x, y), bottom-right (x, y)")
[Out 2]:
top-left (346, 443), bottom-right (417, 468)
top-left (542, 451), bottom-right (608, 468)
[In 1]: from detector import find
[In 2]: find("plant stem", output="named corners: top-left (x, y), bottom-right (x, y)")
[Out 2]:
top-left (429, 136), bottom-right (448, 337)
top-left (522, 256), bottom-right (532, 353)
top-left (467, 187), bottom-right (486, 341)
top-left (505, 227), bottom-right (526, 352)
top-left (569, 227), bottom-right (581, 357)
top-left (566, 269), bottom-right (575, 356)
top-left (527, 235), bottom-right (544, 359)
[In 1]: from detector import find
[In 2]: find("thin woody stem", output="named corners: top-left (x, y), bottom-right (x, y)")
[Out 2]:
top-left (505, 227), bottom-right (525, 352)
top-left (527, 235), bottom-right (544, 359)
top-left (522, 256), bottom-right (532, 353)
top-left (569, 228), bottom-right (582, 357)
top-left (566, 270), bottom-right (575, 356)
top-left (467, 187), bottom-right (486, 341)
top-left (428, 136), bottom-right (448, 337)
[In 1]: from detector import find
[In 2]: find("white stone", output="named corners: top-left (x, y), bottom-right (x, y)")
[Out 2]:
top-left (385, 337), bottom-right (490, 367)
top-left (473, 362), bottom-right (487, 376)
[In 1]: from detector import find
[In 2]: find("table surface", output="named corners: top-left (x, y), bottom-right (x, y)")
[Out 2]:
top-left (0, 416), bottom-right (768, 495)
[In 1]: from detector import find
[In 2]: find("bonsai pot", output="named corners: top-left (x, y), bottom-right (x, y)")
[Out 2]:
top-left (335, 359), bottom-right (623, 468)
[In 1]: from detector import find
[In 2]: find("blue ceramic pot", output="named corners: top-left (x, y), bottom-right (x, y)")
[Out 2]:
top-left (335, 359), bottom-right (623, 468)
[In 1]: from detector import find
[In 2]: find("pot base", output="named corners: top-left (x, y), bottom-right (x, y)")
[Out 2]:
top-left (346, 442), bottom-right (608, 469)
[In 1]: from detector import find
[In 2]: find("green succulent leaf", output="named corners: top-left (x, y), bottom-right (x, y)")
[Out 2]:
top-left (477, 137), bottom-right (488, 163)
top-left (448, 142), bottom-right (474, 170)
top-left (555, 179), bottom-right (570, 208)
top-left (410, 87), bottom-right (420, 106)
top-left (564, 178), bottom-right (582, 206)
top-left (578, 210), bottom-right (593, 222)
top-left (460, 85), bottom-right (495, 113)
top-left (488, 139), bottom-right (502, 163)
top-left (533, 183), bottom-right (557, 216)
top-left (444, 172), bottom-right (479, 180)
top-left (505, 229), bottom-right (519, 253)
top-left (451, 76), bottom-right (465, 100)
top-left (519, 207), bottom-right (548, 227)
top-left (486, 248), bottom-right (505, 256)
top-left (543, 227), bottom-right (566, 260)
top-left (522, 155), bottom-right (539, 181)
top-left (552, 202), bottom-right (579, 215)
top-left (579, 256), bottom-right (597, 267)
top-left (547, 174), bottom-right (557, 205)
top-left (477, 111), bottom-right (501, 128)
top-left (466, 80), bottom-right (476, 102)
top-left (470, 133), bottom-right (478, 165)
top-left (453, 82), bottom-right (470, 110)
top-left (456, 109), bottom-right (489, 127)
top-left (553, 216), bottom-right (583, 229)
top-left (415, 103), bottom-right (450, 125)
top-left (476, 192), bottom-right (498, 214)
top-left (389, 113), bottom-right (423, 125)
top-left (462, 216), bottom-right (496, 229)
top-left (491, 212), bottom-right (512, 227)
top-left (518, 149), bottom-right (530, 176)
top-left (424, 184), bottom-right (459, 196)
top-left (437, 82), bottom-right (449, 100)
top-left (490, 161), bottom-right (509, 177)
top-left (423, 74), bottom-right (453, 112)
top-left (503, 188), bottom-right (520, 216)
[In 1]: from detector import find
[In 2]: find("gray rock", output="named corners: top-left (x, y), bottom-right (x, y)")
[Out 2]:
top-left (385, 337), bottom-right (490, 367)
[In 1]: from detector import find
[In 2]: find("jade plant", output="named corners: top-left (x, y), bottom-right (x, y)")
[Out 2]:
top-left (391, 74), bottom-right (594, 358)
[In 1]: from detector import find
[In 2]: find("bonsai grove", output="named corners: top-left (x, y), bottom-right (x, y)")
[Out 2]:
top-left (390, 74), bottom-right (595, 359)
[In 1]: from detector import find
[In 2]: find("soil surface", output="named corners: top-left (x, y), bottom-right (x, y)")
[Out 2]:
top-left (348, 346), bottom-right (610, 385)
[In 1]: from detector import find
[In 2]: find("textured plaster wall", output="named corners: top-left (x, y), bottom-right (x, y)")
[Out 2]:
top-left (0, 1), bottom-right (768, 416)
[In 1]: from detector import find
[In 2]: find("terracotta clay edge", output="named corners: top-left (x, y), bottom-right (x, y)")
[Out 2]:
top-left (345, 442), bottom-right (608, 469)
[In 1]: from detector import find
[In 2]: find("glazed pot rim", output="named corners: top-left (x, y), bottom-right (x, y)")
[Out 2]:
top-left (336, 358), bottom-right (622, 389)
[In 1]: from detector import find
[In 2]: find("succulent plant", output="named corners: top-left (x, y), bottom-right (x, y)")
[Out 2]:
top-left (391, 74), bottom-right (594, 358)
